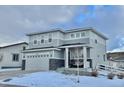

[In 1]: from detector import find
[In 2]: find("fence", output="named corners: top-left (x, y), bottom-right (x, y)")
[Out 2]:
top-left (99, 64), bottom-right (124, 74)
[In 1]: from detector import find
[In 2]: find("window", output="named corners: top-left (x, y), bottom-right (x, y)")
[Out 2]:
top-left (41, 39), bottom-right (44, 43)
top-left (12, 54), bottom-right (19, 62)
top-left (48, 38), bottom-right (52, 42)
top-left (81, 32), bottom-right (85, 37)
top-left (71, 33), bottom-right (75, 38)
top-left (47, 54), bottom-right (49, 57)
top-left (76, 33), bottom-right (80, 38)
top-left (41, 55), bottom-right (43, 57)
top-left (103, 55), bottom-right (106, 61)
top-left (95, 39), bottom-right (97, 44)
top-left (23, 56), bottom-right (25, 58)
top-left (34, 40), bottom-right (37, 44)
top-left (44, 55), bottom-right (46, 57)
top-left (23, 46), bottom-right (26, 50)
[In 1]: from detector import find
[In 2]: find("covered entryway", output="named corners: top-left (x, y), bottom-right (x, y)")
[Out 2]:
top-left (60, 45), bottom-right (92, 69)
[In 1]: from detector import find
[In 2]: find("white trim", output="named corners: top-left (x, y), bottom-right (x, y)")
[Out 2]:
top-left (65, 47), bottom-right (69, 68)
top-left (22, 48), bottom-right (61, 53)
top-left (83, 46), bottom-right (87, 68)
top-left (52, 50), bottom-right (55, 58)
top-left (59, 44), bottom-right (92, 48)
top-left (50, 58), bottom-right (64, 60)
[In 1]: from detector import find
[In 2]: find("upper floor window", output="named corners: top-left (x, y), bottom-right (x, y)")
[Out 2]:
top-left (12, 54), bottom-right (19, 62)
top-left (81, 32), bottom-right (85, 37)
top-left (48, 38), bottom-right (52, 42)
top-left (103, 55), bottom-right (106, 61)
top-left (95, 39), bottom-right (97, 44)
top-left (23, 46), bottom-right (26, 50)
top-left (71, 33), bottom-right (75, 38)
top-left (41, 39), bottom-right (44, 43)
top-left (23, 56), bottom-right (25, 58)
top-left (76, 33), bottom-right (80, 38)
top-left (34, 40), bottom-right (37, 44)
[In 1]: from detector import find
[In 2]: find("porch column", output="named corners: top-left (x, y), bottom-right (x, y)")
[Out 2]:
top-left (65, 48), bottom-right (69, 68)
top-left (83, 46), bottom-right (87, 68)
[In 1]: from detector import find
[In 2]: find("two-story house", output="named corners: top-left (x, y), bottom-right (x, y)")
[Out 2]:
top-left (22, 27), bottom-right (108, 71)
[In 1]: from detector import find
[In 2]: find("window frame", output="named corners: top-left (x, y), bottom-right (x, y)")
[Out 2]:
top-left (81, 32), bottom-right (85, 37)
top-left (34, 40), bottom-right (37, 44)
top-left (41, 39), bottom-right (44, 43)
top-left (12, 54), bottom-right (19, 62)
top-left (76, 32), bottom-right (80, 38)
top-left (71, 33), bottom-right (75, 38)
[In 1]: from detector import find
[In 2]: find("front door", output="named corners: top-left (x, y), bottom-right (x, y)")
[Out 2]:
top-left (22, 60), bottom-right (26, 70)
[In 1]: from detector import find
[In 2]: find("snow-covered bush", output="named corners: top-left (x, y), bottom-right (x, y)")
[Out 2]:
top-left (117, 73), bottom-right (124, 79)
top-left (91, 69), bottom-right (98, 77)
top-left (107, 73), bottom-right (115, 79)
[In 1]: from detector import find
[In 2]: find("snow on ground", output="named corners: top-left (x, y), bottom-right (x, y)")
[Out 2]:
top-left (0, 71), bottom-right (124, 87)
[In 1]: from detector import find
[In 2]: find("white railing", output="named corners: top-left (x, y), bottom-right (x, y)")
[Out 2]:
top-left (99, 65), bottom-right (124, 74)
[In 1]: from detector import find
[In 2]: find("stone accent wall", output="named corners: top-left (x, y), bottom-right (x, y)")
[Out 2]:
top-left (49, 59), bottom-right (65, 70)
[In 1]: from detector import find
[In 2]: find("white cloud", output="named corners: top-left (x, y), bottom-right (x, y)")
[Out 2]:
top-left (0, 5), bottom-right (124, 51)
top-left (0, 5), bottom-right (79, 46)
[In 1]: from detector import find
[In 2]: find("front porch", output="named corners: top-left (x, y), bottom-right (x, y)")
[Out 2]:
top-left (61, 45), bottom-right (93, 69)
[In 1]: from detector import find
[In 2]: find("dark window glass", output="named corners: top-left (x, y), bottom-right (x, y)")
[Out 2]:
top-left (44, 55), bottom-right (46, 57)
top-left (23, 46), bottom-right (26, 50)
top-left (48, 38), bottom-right (52, 42)
top-left (71, 34), bottom-right (75, 38)
top-left (95, 39), bottom-right (97, 44)
top-left (12, 54), bottom-right (19, 62)
top-left (76, 33), bottom-right (80, 38)
top-left (41, 39), bottom-right (44, 43)
top-left (34, 40), bottom-right (37, 44)
top-left (103, 55), bottom-right (106, 61)
top-left (47, 54), bottom-right (49, 57)
top-left (81, 32), bottom-right (85, 37)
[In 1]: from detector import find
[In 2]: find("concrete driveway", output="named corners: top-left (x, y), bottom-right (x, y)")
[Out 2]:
top-left (0, 70), bottom-right (42, 87)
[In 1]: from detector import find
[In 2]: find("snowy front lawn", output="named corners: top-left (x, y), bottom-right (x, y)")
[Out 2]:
top-left (0, 71), bottom-right (124, 87)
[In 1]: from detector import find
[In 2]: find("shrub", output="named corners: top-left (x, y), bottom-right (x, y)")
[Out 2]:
top-left (91, 70), bottom-right (98, 77)
top-left (107, 73), bottom-right (115, 80)
top-left (117, 73), bottom-right (124, 79)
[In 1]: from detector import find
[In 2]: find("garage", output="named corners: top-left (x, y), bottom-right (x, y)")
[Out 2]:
top-left (24, 51), bottom-right (52, 71)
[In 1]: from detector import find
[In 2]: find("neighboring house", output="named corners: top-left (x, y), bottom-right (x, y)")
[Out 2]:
top-left (23, 27), bottom-right (108, 71)
top-left (0, 42), bottom-right (28, 69)
top-left (107, 52), bottom-right (124, 68)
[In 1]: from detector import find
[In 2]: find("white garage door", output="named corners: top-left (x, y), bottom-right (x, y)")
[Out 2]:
top-left (25, 54), bottom-right (50, 71)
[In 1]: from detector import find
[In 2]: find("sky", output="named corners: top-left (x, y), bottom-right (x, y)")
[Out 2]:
top-left (0, 5), bottom-right (124, 51)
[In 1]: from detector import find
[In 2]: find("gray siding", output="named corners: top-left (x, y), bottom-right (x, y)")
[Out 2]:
top-left (29, 38), bottom-right (90, 48)
top-left (63, 38), bottom-right (90, 45)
